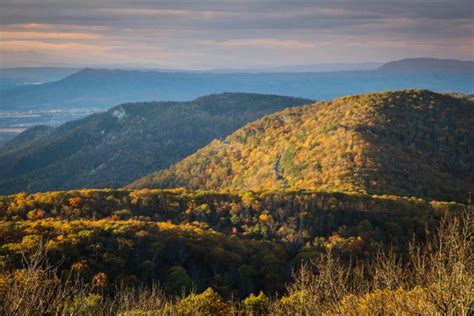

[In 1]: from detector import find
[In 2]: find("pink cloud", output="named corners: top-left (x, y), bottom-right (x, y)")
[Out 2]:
top-left (0, 31), bottom-right (101, 40)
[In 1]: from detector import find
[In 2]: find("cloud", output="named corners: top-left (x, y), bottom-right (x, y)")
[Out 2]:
top-left (99, 7), bottom-right (224, 18)
top-left (198, 39), bottom-right (318, 49)
top-left (0, 31), bottom-right (101, 40)
top-left (0, 0), bottom-right (472, 67)
top-left (0, 40), bottom-right (107, 55)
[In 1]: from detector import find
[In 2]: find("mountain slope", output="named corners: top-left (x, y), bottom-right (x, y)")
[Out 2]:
top-left (128, 90), bottom-right (474, 202)
top-left (0, 93), bottom-right (311, 193)
top-left (1, 58), bottom-right (473, 111)
top-left (0, 125), bottom-right (54, 151)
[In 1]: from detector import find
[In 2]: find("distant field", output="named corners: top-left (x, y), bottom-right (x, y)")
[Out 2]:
top-left (0, 108), bottom-right (101, 147)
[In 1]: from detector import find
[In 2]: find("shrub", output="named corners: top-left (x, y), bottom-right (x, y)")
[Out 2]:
top-left (242, 291), bottom-right (270, 315)
top-left (177, 287), bottom-right (230, 315)
top-left (66, 294), bottom-right (102, 315)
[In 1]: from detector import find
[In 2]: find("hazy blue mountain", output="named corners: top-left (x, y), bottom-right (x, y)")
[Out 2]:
top-left (0, 93), bottom-right (311, 194)
top-left (376, 58), bottom-right (474, 73)
top-left (0, 67), bottom-right (79, 90)
top-left (0, 58), bottom-right (472, 112)
top-left (205, 62), bottom-right (382, 73)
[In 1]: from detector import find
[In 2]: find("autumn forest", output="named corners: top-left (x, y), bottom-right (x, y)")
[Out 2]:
top-left (1, 90), bottom-right (473, 315)
top-left (1, 1), bottom-right (474, 314)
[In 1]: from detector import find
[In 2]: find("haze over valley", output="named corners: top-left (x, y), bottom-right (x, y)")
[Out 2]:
top-left (1, 58), bottom-right (472, 147)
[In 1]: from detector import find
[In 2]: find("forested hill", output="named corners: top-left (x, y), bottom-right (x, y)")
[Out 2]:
top-left (0, 93), bottom-right (311, 194)
top-left (129, 90), bottom-right (474, 202)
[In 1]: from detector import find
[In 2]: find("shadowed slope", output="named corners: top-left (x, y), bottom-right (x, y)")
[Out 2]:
top-left (0, 93), bottom-right (311, 193)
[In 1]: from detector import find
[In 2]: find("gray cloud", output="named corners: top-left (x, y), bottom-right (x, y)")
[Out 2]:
top-left (0, 0), bottom-right (472, 68)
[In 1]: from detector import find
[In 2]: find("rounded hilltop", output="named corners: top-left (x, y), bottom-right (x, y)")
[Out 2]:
top-left (129, 89), bottom-right (474, 202)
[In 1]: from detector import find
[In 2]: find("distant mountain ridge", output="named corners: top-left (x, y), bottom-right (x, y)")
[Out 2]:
top-left (205, 62), bottom-right (382, 73)
top-left (128, 90), bottom-right (474, 202)
top-left (0, 67), bottom-right (79, 90)
top-left (1, 58), bottom-right (472, 111)
top-left (376, 58), bottom-right (474, 73)
top-left (0, 93), bottom-right (311, 194)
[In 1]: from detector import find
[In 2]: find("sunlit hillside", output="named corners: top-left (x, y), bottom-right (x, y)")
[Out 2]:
top-left (130, 90), bottom-right (474, 202)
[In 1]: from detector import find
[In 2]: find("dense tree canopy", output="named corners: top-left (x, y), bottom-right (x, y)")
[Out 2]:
top-left (0, 188), bottom-right (464, 298)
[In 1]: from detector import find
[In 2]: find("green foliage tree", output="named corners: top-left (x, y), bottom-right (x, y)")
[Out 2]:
top-left (163, 266), bottom-right (192, 296)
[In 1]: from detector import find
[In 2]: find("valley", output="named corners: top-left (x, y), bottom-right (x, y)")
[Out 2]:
top-left (0, 108), bottom-right (101, 147)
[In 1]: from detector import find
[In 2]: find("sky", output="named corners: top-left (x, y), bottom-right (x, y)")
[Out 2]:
top-left (0, 0), bottom-right (473, 69)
